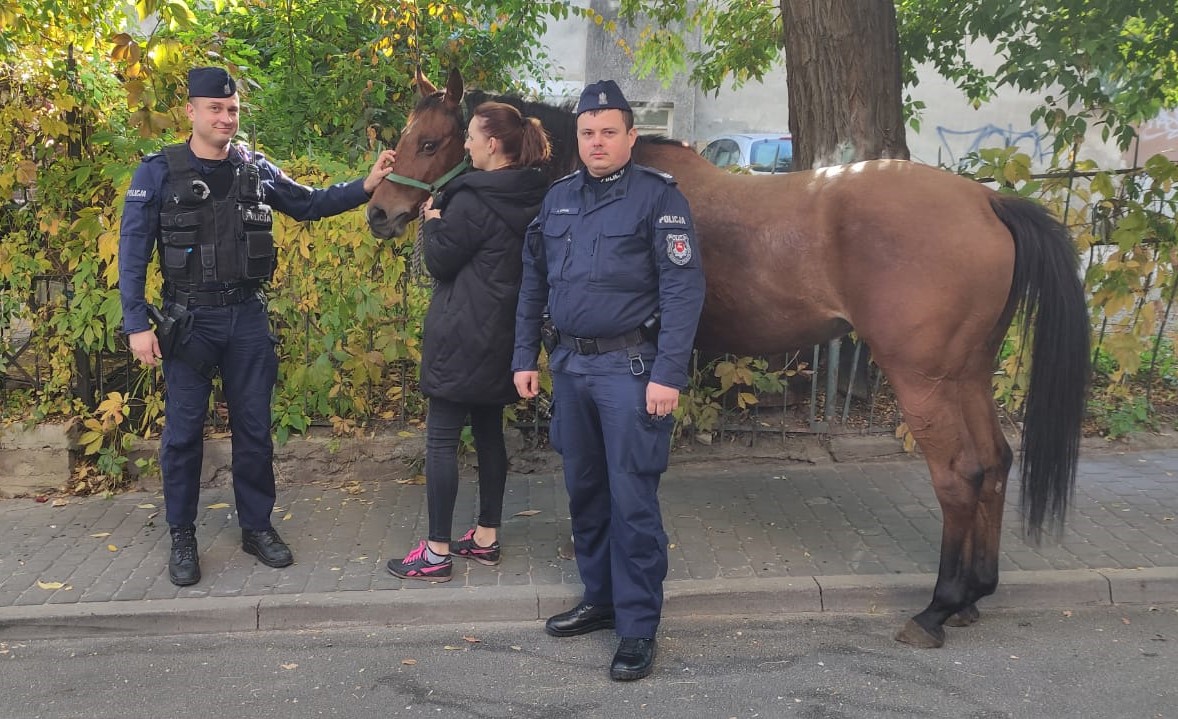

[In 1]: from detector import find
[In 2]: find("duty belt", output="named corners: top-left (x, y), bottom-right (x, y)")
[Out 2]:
top-left (167, 285), bottom-right (257, 307)
top-left (558, 328), bottom-right (646, 355)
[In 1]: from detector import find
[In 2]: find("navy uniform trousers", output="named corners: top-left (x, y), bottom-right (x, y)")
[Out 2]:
top-left (160, 296), bottom-right (278, 531)
top-left (550, 368), bottom-right (675, 640)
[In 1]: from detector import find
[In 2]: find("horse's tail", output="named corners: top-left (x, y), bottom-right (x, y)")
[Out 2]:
top-left (990, 193), bottom-right (1090, 542)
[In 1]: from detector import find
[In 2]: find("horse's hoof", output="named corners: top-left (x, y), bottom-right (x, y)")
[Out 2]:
top-left (945, 604), bottom-right (981, 627)
top-left (894, 618), bottom-right (945, 648)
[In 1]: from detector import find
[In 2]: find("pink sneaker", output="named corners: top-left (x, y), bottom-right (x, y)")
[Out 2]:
top-left (387, 541), bottom-right (452, 582)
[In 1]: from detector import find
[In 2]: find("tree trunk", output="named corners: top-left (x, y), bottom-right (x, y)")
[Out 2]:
top-left (779, 0), bottom-right (910, 168)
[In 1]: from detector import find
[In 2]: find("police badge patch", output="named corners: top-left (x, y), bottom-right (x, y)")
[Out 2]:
top-left (666, 233), bottom-right (692, 265)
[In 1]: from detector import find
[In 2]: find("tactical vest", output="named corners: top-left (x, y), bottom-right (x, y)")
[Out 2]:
top-left (158, 144), bottom-right (275, 289)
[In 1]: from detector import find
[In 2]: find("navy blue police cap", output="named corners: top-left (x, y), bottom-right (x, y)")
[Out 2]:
top-left (575, 80), bottom-right (632, 115)
top-left (187, 67), bottom-right (237, 99)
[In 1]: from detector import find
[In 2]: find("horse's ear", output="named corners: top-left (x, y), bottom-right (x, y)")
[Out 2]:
top-left (414, 68), bottom-right (437, 98)
top-left (443, 68), bottom-right (464, 108)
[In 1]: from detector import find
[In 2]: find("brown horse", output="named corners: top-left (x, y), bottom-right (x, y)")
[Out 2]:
top-left (366, 70), bottom-right (1091, 649)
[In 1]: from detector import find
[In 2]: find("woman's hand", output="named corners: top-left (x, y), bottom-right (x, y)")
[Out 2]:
top-left (421, 195), bottom-right (441, 221)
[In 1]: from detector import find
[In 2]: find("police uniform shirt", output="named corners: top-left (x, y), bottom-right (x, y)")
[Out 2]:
top-left (118, 141), bottom-right (369, 334)
top-left (513, 162), bottom-right (705, 390)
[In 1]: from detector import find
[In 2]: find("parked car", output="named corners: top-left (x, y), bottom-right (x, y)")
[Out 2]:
top-left (700, 133), bottom-right (794, 174)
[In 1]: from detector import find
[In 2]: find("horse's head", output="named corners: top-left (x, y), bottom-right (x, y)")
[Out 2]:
top-left (366, 68), bottom-right (467, 239)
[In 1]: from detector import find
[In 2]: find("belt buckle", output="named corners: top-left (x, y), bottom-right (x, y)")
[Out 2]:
top-left (574, 336), bottom-right (597, 354)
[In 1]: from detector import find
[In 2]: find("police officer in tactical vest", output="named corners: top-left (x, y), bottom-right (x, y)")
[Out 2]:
top-left (118, 67), bottom-right (396, 586)
top-left (513, 80), bottom-right (706, 681)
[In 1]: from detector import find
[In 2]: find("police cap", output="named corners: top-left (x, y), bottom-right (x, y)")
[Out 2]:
top-left (187, 67), bottom-right (237, 99)
top-left (575, 80), bottom-right (632, 116)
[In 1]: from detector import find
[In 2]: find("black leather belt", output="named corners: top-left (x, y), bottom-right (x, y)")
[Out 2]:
top-left (558, 328), bottom-right (646, 355)
top-left (166, 285), bottom-right (257, 307)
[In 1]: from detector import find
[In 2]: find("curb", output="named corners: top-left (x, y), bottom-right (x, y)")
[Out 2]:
top-left (3, 568), bottom-right (1176, 641)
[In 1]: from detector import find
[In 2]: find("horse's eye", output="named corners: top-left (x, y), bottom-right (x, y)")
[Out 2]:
top-left (422, 141), bottom-right (437, 153)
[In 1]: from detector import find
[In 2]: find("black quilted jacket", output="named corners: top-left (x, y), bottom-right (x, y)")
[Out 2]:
top-left (419, 167), bottom-right (549, 404)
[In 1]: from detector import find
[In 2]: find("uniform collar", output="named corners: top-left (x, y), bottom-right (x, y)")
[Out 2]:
top-left (184, 138), bottom-right (246, 171)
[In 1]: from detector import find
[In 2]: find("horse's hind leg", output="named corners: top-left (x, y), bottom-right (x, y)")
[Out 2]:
top-left (888, 370), bottom-right (1013, 648)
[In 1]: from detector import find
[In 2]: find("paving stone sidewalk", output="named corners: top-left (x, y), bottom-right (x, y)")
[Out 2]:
top-left (1, 449), bottom-right (1175, 615)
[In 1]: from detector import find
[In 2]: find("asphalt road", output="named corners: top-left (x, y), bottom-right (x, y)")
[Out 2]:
top-left (1, 605), bottom-right (1174, 719)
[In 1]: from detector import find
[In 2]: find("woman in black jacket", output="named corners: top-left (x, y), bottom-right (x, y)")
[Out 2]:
top-left (388, 102), bottom-right (552, 582)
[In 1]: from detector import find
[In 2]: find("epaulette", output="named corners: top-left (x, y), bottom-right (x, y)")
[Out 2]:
top-left (636, 164), bottom-right (676, 184)
top-left (552, 169), bottom-right (579, 185)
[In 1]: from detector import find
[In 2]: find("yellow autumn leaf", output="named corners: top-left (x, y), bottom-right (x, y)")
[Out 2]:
top-left (206, 502), bottom-right (230, 509)
top-left (282, 512), bottom-right (293, 521)
top-left (36, 580), bottom-right (65, 590)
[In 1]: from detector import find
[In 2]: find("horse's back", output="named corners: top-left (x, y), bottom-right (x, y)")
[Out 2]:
top-left (642, 149), bottom-right (1017, 357)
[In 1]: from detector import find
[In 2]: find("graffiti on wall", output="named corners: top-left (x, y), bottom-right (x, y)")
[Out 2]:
top-left (935, 124), bottom-right (1050, 167)
top-left (1132, 110), bottom-right (1178, 163)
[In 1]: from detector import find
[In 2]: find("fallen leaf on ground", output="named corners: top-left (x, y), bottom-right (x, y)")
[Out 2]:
top-left (401, 659), bottom-right (417, 665)
top-left (281, 663), bottom-right (298, 670)
top-left (513, 509), bottom-right (541, 517)
top-left (34, 496), bottom-right (48, 503)
top-left (283, 513), bottom-right (293, 521)
top-left (206, 502), bottom-right (230, 509)
top-left (107, 544), bottom-right (118, 552)
top-left (1123, 617), bottom-right (1132, 625)
top-left (136, 503), bottom-right (156, 509)
top-left (90, 532), bottom-right (111, 538)
top-left (511, 646), bottom-right (521, 651)
top-left (36, 580), bottom-right (64, 590)
top-left (462, 636), bottom-right (480, 643)
top-left (443, 645), bottom-right (463, 650)
top-left (51, 499), bottom-right (68, 507)
top-left (1062, 610), bottom-right (1073, 617)
top-left (395, 475), bottom-right (426, 485)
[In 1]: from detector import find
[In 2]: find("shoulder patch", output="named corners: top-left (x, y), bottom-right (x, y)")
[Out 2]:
top-left (665, 233), bottom-right (692, 266)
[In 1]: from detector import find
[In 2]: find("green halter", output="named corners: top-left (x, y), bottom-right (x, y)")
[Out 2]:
top-left (381, 156), bottom-right (470, 197)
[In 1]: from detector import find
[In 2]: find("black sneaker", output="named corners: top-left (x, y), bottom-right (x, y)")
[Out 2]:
top-left (242, 528), bottom-right (293, 568)
top-left (168, 526), bottom-right (201, 586)
top-left (450, 528), bottom-right (501, 566)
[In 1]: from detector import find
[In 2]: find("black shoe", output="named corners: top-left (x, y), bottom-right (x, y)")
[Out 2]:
top-left (242, 528), bottom-right (293, 568)
top-left (168, 526), bottom-right (201, 586)
top-left (610, 637), bottom-right (656, 681)
top-left (544, 601), bottom-right (615, 637)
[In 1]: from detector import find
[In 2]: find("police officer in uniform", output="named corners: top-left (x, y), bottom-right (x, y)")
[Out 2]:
top-left (118, 67), bottom-right (396, 586)
top-left (513, 80), bottom-right (705, 681)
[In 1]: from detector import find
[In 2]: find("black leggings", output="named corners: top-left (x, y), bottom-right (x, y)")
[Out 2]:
top-left (425, 397), bottom-right (508, 543)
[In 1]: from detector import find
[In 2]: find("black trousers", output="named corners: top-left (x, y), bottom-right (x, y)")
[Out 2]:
top-left (425, 397), bottom-right (508, 543)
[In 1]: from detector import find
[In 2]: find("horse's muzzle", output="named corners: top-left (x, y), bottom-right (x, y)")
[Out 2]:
top-left (366, 205), bottom-right (410, 240)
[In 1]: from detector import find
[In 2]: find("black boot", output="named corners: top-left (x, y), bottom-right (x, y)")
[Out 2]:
top-left (544, 602), bottom-right (615, 637)
top-left (610, 637), bottom-right (656, 681)
top-left (242, 528), bottom-right (293, 568)
top-left (168, 526), bottom-right (201, 586)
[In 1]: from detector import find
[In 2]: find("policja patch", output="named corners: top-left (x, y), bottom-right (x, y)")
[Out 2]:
top-left (666, 233), bottom-right (692, 265)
